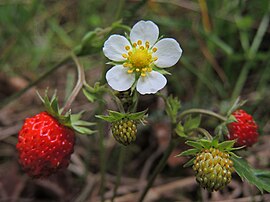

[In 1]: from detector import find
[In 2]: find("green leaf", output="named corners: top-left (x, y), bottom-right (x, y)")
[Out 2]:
top-left (183, 157), bottom-right (195, 168)
top-left (177, 148), bottom-right (199, 157)
top-left (184, 115), bottom-right (201, 132)
top-left (226, 97), bottom-right (247, 116)
top-left (232, 155), bottom-right (270, 193)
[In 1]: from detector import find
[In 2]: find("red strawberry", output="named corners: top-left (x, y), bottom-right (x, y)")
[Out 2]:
top-left (227, 109), bottom-right (259, 147)
top-left (16, 112), bottom-right (75, 177)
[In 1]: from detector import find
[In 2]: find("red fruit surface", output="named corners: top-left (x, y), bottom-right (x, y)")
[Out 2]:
top-left (227, 109), bottom-right (259, 147)
top-left (16, 112), bottom-right (75, 177)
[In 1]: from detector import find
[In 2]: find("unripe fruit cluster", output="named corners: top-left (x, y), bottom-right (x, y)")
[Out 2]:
top-left (193, 148), bottom-right (234, 191)
top-left (111, 118), bottom-right (137, 146)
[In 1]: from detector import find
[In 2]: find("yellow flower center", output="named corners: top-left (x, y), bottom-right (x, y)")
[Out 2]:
top-left (122, 40), bottom-right (158, 77)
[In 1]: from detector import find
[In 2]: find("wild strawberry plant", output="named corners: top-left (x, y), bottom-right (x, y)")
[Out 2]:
top-left (15, 20), bottom-right (269, 201)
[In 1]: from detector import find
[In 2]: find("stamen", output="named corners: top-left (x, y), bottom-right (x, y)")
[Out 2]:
top-left (135, 68), bottom-right (140, 72)
top-left (122, 54), bottom-right (128, 58)
top-left (133, 42), bottom-right (137, 47)
top-left (127, 69), bottom-right (133, 74)
top-left (137, 40), bottom-right (142, 45)
top-left (153, 57), bottom-right (158, 61)
top-left (141, 73), bottom-right (146, 77)
top-left (128, 51), bottom-right (133, 56)
top-left (147, 67), bottom-right (152, 72)
top-left (145, 41), bottom-right (150, 48)
top-left (142, 68), bottom-right (147, 72)
top-left (140, 46), bottom-right (144, 50)
top-left (152, 47), bottom-right (158, 52)
top-left (125, 46), bottom-right (130, 51)
top-left (123, 63), bottom-right (129, 67)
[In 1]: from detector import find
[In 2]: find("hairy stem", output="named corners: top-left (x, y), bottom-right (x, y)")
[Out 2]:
top-left (178, 108), bottom-right (227, 122)
top-left (111, 145), bottom-right (126, 202)
top-left (61, 54), bottom-right (86, 115)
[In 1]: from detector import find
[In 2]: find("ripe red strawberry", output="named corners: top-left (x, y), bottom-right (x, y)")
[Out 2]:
top-left (16, 112), bottom-right (75, 177)
top-left (227, 109), bottom-right (259, 147)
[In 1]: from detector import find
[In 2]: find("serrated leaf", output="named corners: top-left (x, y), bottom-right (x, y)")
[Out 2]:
top-left (183, 157), bottom-right (196, 168)
top-left (165, 95), bottom-right (181, 123)
top-left (175, 123), bottom-right (187, 137)
top-left (177, 148), bottom-right (199, 157)
top-left (232, 155), bottom-right (270, 193)
top-left (184, 115), bottom-right (201, 132)
top-left (186, 141), bottom-right (203, 149)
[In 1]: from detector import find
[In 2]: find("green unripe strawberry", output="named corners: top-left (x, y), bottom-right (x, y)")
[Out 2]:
top-left (193, 148), bottom-right (234, 191)
top-left (111, 118), bottom-right (137, 146)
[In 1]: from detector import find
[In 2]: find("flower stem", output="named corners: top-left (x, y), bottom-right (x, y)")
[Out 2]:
top-left (138, 139), bottom-right (177, 202)
top-left (111, 145), bottom-right (126, 202)
top-left (61, 53), bottom-right (86, 115)
top-left (178, 108), bottom-right (227, 122)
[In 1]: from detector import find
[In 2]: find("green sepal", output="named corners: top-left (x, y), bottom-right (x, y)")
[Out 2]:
top-left (226, 97), bottom-right (247, 117)
top-left (183, 157), bottom-right (196, 168)
top-left (128, 109), bottom-right (148, 120)
top-left (183, 115), bottom-right (201, 132)
top-left (96, 110), bottom-right (148, 123)
top-left (185, 140), bottom-right (203, 150)
top-left (165, 95), bottom-right (181, 123)
top-left (37, 90), bottom-right (96, 135)
top-left (218, 140), bottom-right (236, 151)
top-left (232, 155), bottom-right (270, 193)
top-left (152, 67), bottom-right (171, 75)
top-left (176, 148), bottom-right (199, 157)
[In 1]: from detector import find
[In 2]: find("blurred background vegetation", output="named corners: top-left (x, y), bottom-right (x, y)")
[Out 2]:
top-left (0, 0), bottom-right (269, 201)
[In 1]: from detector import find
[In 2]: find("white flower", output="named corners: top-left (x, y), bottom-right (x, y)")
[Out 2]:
top-left (103, 20), bottom-right (182, 95)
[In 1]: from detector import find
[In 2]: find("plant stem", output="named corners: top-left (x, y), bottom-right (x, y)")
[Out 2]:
top-left (178, 108), bottom-right (227, 122)
top-left (111, 145), bottom-right (126, 202)
top-left (138, 139), bottom-right (177, 202)
top-left (62, 53), bottom-right (86, 114)
top-left (0, 56), bottom-right (71, 110)
top-left (98, 113), bottom-right (106, 202)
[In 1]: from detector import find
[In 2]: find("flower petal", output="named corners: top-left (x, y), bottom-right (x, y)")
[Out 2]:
top-left (103, 35), bottom-right (131, 62)
top-left (153, 38), bottom-right (182, 68)
top-left (130, 20), bottom-right (159, 46)
top-left (136, 71), bottom-right (167, 95)
top-left (106, 65), bottom-right (135, 91)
